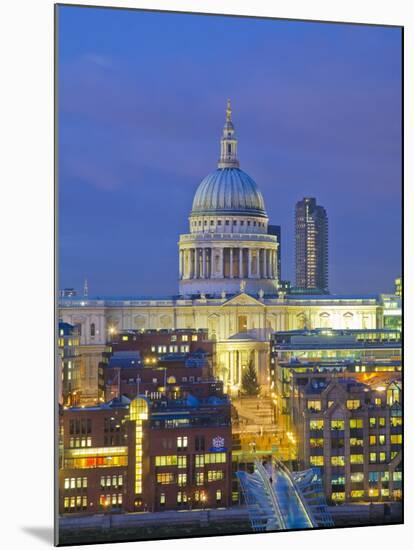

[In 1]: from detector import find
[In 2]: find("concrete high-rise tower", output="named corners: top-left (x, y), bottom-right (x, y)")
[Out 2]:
top-left (295, 197), bottom-right (328, 293)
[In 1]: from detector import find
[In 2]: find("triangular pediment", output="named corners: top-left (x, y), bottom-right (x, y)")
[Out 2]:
top-left (221, 293), bottom-right (265, 307)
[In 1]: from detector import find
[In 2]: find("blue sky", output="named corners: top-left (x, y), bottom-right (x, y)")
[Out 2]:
top-left (58, 5), bottom-right (402, 297)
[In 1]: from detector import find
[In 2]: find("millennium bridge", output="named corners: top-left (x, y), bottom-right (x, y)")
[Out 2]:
top-left (236, 459), bottom-right (334, 531)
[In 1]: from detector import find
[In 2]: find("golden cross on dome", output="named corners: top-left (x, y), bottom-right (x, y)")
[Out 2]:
top-left (226, 98), bottom-right (232, 121)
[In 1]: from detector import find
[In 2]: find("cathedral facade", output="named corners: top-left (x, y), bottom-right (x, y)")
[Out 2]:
top-left (59, 103), bottom-right (385, 395)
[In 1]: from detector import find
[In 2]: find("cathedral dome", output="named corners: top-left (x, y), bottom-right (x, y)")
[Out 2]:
top-left (190, 99), bottom-right (267, 219)
top-left (191, 167), bottom-right (266, 217)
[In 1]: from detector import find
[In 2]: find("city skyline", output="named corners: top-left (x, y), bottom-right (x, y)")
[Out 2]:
top-left (58, 7), bottom-right (402, 297)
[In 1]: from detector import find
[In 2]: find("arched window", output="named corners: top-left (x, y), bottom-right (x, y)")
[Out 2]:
top-left (90, 323), bottom-right (95, 337)
top-left (167, 376), bottom-right (176, 384)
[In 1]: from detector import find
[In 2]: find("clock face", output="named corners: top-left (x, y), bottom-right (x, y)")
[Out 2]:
top-left (212, 436), bottom-right (225, 449)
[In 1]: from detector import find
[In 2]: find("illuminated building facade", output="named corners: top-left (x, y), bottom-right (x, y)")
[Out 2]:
top-left (295, 197), bottom-right (328, 293)
top-left (59, 389), bottom-right (232, 514)
top-left (270, 328), bottom-right (401, 424)
top-left (291, 373), bottom-right (402, 504)
top-left (394, 277), bottom-right (402, 297)
top-left (58, 322), bottom-right (81, 406)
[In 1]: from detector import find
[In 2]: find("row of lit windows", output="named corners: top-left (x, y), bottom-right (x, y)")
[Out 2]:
top-left (100, 475), bottom-right (123, 488)
top-left (309, 417), bottom-right (397, 431)
top-left (310, 452), bottom-right (394, 467)
top-left (64, 477), bottom-right (87, 490)
top-left (155, 453), bottom-right (227, 468)
top-left (159, 490), bottom-right (222, 505)
top-left (331, 471), bottom-right (402, 484)
top-left (63, 496), bottom-right (88, 510)
top-left (69, 437), bottom-right (92, 448)
top-left (332, 489), bottom-right (401, 501)
top-left (191, 218), bottom-right (265, 228)
top-left (99, 494), bottom-right (123, 506)
top-left (64, 456), bottom-right (128, 469)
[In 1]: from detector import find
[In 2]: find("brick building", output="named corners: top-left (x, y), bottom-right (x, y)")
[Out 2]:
top-left (59, 383), bottom-right (232, 515)
top-left (290, 371), bottom-right (402, 504)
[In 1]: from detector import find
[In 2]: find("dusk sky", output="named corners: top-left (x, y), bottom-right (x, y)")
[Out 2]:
top-left (58, 5), bottom-right (402, 297)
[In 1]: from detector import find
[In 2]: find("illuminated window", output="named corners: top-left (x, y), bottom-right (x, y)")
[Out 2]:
top-left (350, 455), bottom-right (364, 464)
top-left (177, 436), bottom-right (188, 449)
top-left (350, 438), bottom-right (363, 447)
top-left (369, 417), bottom-right (376, 427)
top-left (155, 455), bottom-right (178, 467)
top-left (379, 452), bottom-right (386, 463)
top-left (192, 335), bottom-right (198, 341)
top-left (331, 492), bottom-right (345, 501)
top-left (368, 488), bottom-right (379, 497)
top-left (181, 335), bottom-right (188, 342)
top-left (196, 472), bottom-right (204, 486)
top-left (307, 400), bottom-right (321, 411)
top-left (177, 456), bottom-right (187, 469)
top-left (309, 438), bottom-right (324, 448)
top-left (378, 434), bottom-right (386, 445)
top-left (207, 470), bottom-right (224, 482)
top-left (379, 417), bottom-right (386, 427)
top-left (177, 491), bottom-right (187, 503)
top-left (346, 400), bottom-right (360, 410)
top-left (370, 435), bottom-right (377, 445)
top-left (369, 452), bottom-right (377, 463)
top-left (160, 493), bottom-right (166, 505)
top-left (349, 419), bottom-right (363, 429)
top-left (204, 453), bottom-right (226, 464)
top-left (393, 471), bottom-right (402, 481)
top-left (391, 434), bottom-right (402, 444)
top-left (350, 473), bottom-right (364, 482)
top-left (216, 490), bottom-right (222, 501)
top-left (156, 473), bottom-right (175, 485)
top-left (350, 490), bottom-right (365, 498)
top-left (381, 488), bottom-right (390, 497)
top-left (195, 455), bottom-right (205, 467)
top-left (390, 416), bottom-right (402, 427)
top-left (309, 420), bottom-right (324, 431)
top-left (310, 456), bottom-right (324, 466)
top-left (331, 456), bottom-right (345, 466)
top-left (331, 420), bottom-right (344, 430)
top-left (178, 473), bottom-right (187, 487)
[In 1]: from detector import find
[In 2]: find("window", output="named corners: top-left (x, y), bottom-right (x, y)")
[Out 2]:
top-left (351, 490), bottom-right (365, 498)
top-left (156, 473), bottom-right (175, 485)
top-left (331, 492), bottom-right (345, 501)
top-left (350, 438), bottom-right (363, 447)
top-left (331, 475), bottom-right (345, 485)
top-left (369, 417), bottom-right (376, 427)
top-left (160, 493), bottom-right (166, 505)
top-left (370, 435), bottom-right (377, 445)
top-left (177, 491), bottom-right (187, 503)
top-left (182, 335), bottom-right (188, 342)
top-left (369, 472), bottom-right (379, 482)
top-left (195, 436), bottom-right (205, 451)
top-left (379, 434), bottom-right (386, 445)
top-left (331, 420), bottom-right (344, 430)
top-left (204, 453), bottom-right (226, 464)
top-left (390, 416), bottom-right (402, 427)
top-left (310, 456), bottom-right (324, 466)
top-left (379, 417), bottom-right (386, 427)
top-left (155, 455), bottom-right (178, 467)
top-left (331, 456), bottom-right (345, 466)
top-left (350, 472), bottom-right (364, 482)
top-left (207, 470), bottom-right (224, 482)
top-left (309, 420), bottom-right (324, 431)
top-left (350, 455), bottom-right (364, 464)
top-left (391, 434), bottom-right (402, 444)
top-left (177, 473), bottom-right (187, 487)
top-left (90, 323), bottom-right (95, 337)
top-left (191, 334), bottom-right (198, 341)
top-left (379, 452), bottom-right (386, 463)
top-left (195, 455), bottom-right (205, 467)
top-left (216, 489), bottom-right (222, 502)
top-left (177, 436), bottom-right (188, 450)
top-left (307, 400), bottom-right (321, 411)
top-left (349, 419), bottom-right (363, 429)
top-left (369, 452), bottom-right (377, 463)
top-left (346, 400), bottom-right (360, 410)
top-left (177, 456), bottom-right (187, 469)
top-left (196, 472), bottom-right (204, 486)
top-left (309, 438), bottom-right (324, 448)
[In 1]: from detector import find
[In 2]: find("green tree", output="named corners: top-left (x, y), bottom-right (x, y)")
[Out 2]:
top-left (241, 360), bottom-right (259, 396)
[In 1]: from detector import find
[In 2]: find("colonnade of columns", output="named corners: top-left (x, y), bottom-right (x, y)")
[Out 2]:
top-left (179, 246), bottom-right (277, 280)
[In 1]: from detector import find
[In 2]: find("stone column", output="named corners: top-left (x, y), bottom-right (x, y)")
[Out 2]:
top-left (220, 247), bottom-right (224, 278)
top-left (273, 249), bottom-right (277, 280)
top-left (248, 249), bottom-right (252, 278)
top-left (229, 248), bottom-right (233, 278)
top-left (202, 248), bottom-right (206, 279)
top-left (239, 248), bottom-right (243, 278)
top-left (256, 249), bottom-right (260, 279)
